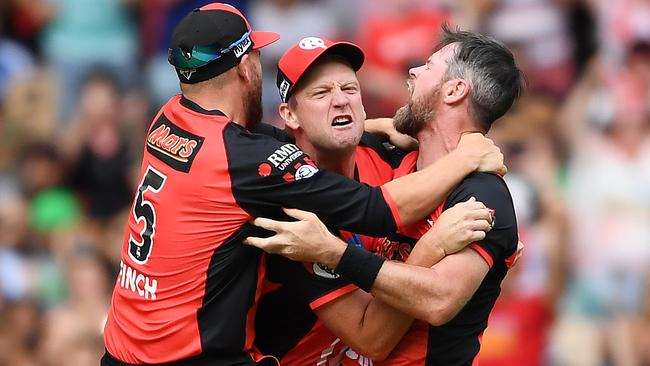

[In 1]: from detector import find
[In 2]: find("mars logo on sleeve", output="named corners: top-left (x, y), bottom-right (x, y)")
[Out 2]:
top-left (146, 115), bottom-right (205, 173)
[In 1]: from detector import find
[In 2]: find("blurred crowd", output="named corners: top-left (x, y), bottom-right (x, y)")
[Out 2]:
top-left (0, 0), bottom-right (649, 365)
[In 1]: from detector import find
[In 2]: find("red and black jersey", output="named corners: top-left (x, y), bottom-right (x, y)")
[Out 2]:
top-left (254, 133), bottom-right (401, 366)
top-left (345, 151), bottom-right (519, 366)
top-left (102, 96), bottom-right (402, 366)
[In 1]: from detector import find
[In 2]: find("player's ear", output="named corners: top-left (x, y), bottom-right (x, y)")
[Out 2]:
top-left (236, 53), bottom-right (255, 82)
top-left (442, 78), bottom-right (469, 104)
top-left (279, 102), bottom-right (299, 131)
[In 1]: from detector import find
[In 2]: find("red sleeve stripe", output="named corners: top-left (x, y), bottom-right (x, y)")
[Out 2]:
top-left (468, 243), bottom-right (494, 268)
top-left (380, 185), bottom-right (403, 228)
top-left (309, 284), bottom-right (358, 310)
top-left (505, 249), bottom-right (519, 269)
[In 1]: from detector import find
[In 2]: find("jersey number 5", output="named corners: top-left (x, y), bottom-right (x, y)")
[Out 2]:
top-left (129, 166), bottom-right (167, 265)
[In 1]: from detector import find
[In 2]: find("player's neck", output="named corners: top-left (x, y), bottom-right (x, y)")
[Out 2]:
top-left (416, 116), bottom-right (477, 170)
top-left (182, 87), bottom-right (248, 126)
top-left (317, 151), bottom-right (356, 178)
top-left (297, 139), bottom-right (356, 178)
top-left (416, 126), bottom-right (458, 171)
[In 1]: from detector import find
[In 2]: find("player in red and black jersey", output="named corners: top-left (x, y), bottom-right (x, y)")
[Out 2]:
top-left (343, 152), bottom-right (521, 366)
top-left (102, 6), bottom-right (505, 366)
top-left (247, 27), bottom-right (525, 366)
top-left (252, 38), bottom-right (504, 365)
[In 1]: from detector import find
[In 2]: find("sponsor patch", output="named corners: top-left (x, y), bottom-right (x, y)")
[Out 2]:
top-left (374, 234), bottom-right (417, 262)
top-left (146, 115), bottom-right (205, 172)
top-left (279, 79), bottom-right (291, 102)
top-left (233, 36), bottom-right (252, 58)
top-left (266, 143), bottom-right (304, 170)
top-left (267, 148), bottom-right (319, 182)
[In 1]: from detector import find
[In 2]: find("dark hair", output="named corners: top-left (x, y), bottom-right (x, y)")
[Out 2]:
top-left (437, 25), bottom-right (525, 131)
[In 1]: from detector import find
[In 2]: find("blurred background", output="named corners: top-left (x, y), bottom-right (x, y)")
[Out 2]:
top-left (0, 0), bottom-right (648, 365)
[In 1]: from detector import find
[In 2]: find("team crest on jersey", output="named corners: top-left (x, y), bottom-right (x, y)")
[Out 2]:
top-left (146, 115), bottom-right (205, 172)
top-left (295, 164), bottom-right (318, 180)
top-left (280, 158), bottom-right (319, 182)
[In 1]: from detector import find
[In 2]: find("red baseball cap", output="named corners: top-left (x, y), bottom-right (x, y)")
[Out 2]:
top-left (276, 37), bottom-right (365, 103)
top-left (169, 3), bottom-right (280, 83)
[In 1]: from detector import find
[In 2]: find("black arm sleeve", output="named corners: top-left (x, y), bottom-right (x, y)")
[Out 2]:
top-left (250, 122), bottom-right (295, 143)
top-left (223, 123), bottom-right (398, 236)
top-left (444, 173), bottom-right (519, 264)
top-left (267, 254), bottom-right (354, 307)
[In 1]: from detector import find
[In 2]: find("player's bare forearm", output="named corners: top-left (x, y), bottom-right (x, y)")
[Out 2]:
top-left (316, 291), bottom-right (413, 360)
top-left (245, 197), bottom-right (492, 270)
top-left (371, 248), bottom-right (489, 326)
top-left (364, 118), bottom-right (392, 140)
top-left (407, 197), bottom-right (493, 267)
top-left (406, 242), bottom-right (446, 267)
top-left (382, 149), bottom-right (473, 226)
top-left (365, 118), bottom-right (418, 150)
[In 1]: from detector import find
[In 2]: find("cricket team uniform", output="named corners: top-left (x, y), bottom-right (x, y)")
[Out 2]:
top-left (344, 151), bottom-right (520, 366)
top-left (101, 96), bottom-right (402, 366)
top-left (254, 133), bottom-right (402, 366)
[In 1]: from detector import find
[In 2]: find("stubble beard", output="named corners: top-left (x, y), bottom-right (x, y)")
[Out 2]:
top-left (393, 85), bottom-right (441, 138)
top-left (244, 68), bottom-right (263, 130)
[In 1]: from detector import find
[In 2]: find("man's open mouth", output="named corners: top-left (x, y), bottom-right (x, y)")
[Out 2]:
top-left (332, 115), bottom-right (353, 127)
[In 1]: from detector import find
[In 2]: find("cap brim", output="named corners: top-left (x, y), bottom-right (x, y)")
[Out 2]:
top-left (322, 42), bottom-right (365, 71)
top-left (252, 31), bottom-right (281, 49)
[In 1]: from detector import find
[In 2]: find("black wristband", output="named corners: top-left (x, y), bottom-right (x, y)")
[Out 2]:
top-left (334, 244), bottom-right (386, 292)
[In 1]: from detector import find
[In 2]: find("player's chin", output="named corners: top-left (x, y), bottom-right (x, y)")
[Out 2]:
top-left (332, 136), bottom-right (360, 150)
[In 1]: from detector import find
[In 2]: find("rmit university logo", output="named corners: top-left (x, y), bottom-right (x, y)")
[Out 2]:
top-left (266, 143), bottom-right (304, 170)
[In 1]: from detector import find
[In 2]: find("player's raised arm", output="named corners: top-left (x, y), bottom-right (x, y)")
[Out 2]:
top-left (381, 133), bottom-right (504, 227)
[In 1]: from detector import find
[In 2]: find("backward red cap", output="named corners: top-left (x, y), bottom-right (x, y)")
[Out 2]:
top-left (276, 37), bottom-right (365, 103)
